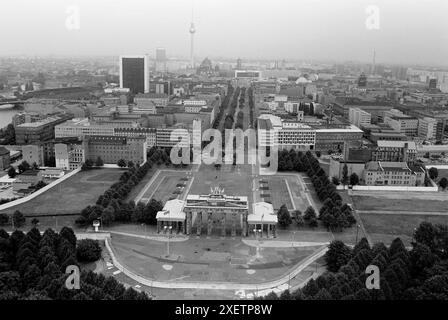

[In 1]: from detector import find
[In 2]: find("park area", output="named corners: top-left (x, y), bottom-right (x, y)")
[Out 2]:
top-left (0, 168), bottom-right (125, 216)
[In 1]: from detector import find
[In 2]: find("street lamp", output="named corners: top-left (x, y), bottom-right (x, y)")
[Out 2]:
top-left (253, 226), bottom-right (262, 259)
top-left (355, 224), bottom-right (361, 243)
top-left (288, 273), bottom-right (291, 290)
top-left (164, 225), bottom-right (173, 257)
top-left (141, 223), bottom-right (147, 238)
top-left (291, 231), bottom-right (296, 247)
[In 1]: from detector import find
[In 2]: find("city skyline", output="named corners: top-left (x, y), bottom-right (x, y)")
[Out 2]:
top-left (1, 0), bottom-right (448, 305)
top-left (0, 0), bottom-right (447, 67)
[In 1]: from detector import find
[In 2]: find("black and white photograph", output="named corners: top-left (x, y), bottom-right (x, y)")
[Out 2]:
top-left (0, 0), bottom-right (447, 315)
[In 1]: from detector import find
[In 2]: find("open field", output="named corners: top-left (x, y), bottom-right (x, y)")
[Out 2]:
top-left (0, 168), bottom-right (125, 216)
top-left (359, 212), bottom-right (448, 245)
top-left (352, 195), bottom-right (448, 212)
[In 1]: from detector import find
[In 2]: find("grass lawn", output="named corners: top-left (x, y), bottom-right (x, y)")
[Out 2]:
top-left (359, 212), bottom-right (448, 245)
top-left (266, 177), bottom-right (293, 211)
top-left (0, 168), bottom-right (125, 216)
top-left (151, 174), bottom-right (190, 203)
top-left (352, 195), bottom-right (448, 212)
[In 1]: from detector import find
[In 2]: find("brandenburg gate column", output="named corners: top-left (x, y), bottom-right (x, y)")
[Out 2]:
top-left (196, 211), bottom-right (202, 236)
top-left (231, 212), bottom-right (236, 237)
top-left (242, 212), bottom-right (248, 237)
top-left (157, 220), bottom-right (161, 234)
top-left (186, 211), bottom-right (192, 235)
top-left (207, 211), bottom-right (213, 236)
top-left (221, 212), bottom-right (226, 237)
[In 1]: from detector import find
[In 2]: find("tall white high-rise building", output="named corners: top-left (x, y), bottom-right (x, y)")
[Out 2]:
top-left (349, 107), bottom-right (371, 128)
top-left (155, 48), bottom-right (167, 72)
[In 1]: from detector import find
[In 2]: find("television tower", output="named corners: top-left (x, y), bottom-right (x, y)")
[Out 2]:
top-left (371, 49), bottom-right (376, 75)
top-left (189, 3), bottom-right (196, 69)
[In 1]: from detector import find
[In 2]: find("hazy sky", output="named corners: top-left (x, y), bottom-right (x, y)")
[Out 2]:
top-left (1, 0), bottom-right (448, 66)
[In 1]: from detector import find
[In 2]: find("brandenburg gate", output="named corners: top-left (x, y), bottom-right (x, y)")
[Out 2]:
top-left (184, 187), bottom-right (249, 237)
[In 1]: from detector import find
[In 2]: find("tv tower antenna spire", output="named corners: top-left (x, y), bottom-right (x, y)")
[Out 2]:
top-left (189, 0), bottom-right (196, 69)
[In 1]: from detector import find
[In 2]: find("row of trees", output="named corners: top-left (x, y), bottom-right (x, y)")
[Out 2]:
top-left (338, 164), bottom-right (360, 186)
top-left (211, 84), bottom-right (234, 130)
top-left (427, 167), bottom-right (448, 190)
top-left (8, 161), bottom-right (40, 179)
top-left (81, 157), bottom-right (104, 171)
top-left (248, 86), bottom-right (255, 128)
top-left (0, 211), bottom-right (26, 228)
top-left (223, 87), bottom-right (242, 130)
top-left (238, 87), bottom-right (246, 108)
top-left (0, 227), bottom-right (149, 300)
top-left (277, 150), bottom-right (356, 232)
top-left (235, 111), bottom-right (244, 130)
top-left (259, 221), bottom-right (448, 300)
top-left (76, 148), bottom-right (167, 227)
top-left (0, 123), bottom-right (15, 145)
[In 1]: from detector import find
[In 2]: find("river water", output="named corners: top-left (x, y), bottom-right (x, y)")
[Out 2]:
top-left (0, 109), bottom-right (18, 128)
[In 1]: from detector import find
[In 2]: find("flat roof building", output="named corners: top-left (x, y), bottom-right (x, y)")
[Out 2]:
top-left (85, 135), bottom-right (147, 165)
top-left (119, 55), bottom-right (150, 94)
top-left (15, 114), bottom-right (73, 145)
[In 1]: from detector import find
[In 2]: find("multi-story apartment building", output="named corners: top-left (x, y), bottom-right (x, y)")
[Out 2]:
top-left (55, 118), bottom-right (157, 148)
top-left (0, 147), bottom-right (10, 170)
top-left (349, 107), bottom-right (371, 128)
top-left (134, 93), bottom-right (169, 107)
top-left (21, 145), bottom-right (44, 166)
top-left (372, 141), bottom-right (417, 163)
top-left (55, 142), bottom-right (86, 170)
top-left (178, 99), bottom-right (207, 106)
top-left (15, 114), bottom-right (73, 145)
top-left (364, 161), bottom-right (425, 186)
top-left (55, 118), bottom-right (115, 138)
top-left (418, 117), bottom-right (438, 141)
top-left (314, 126), bottom-right (364, 153)
top-left (257, 115), bottom-right (316, 150)
top-left (156, 124), bottom-right (192, 148)
top-left (384, 109), bottom-right (418, 137)
top-left (114, 127), bottom-right (156, 148)
top-left (85, 135), bottom-right (147, 165)
top-left (284, 101), bottom-right (300, 114)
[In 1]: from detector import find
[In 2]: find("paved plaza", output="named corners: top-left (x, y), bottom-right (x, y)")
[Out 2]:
top-left (110, 233), bottom-right (324, 284)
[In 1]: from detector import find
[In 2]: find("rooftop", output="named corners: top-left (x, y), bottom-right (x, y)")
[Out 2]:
top-left (248, 202), bottom-right (277, 224)
top-left (156, 199), bottom-right (186, 222)
top-left (0, 146), bottom-right (9, 156)
top-left (377, 140), bottom-right (416, 149)
top-left (17, 116), bottom-right (63, 128)
top-left (315, 124), bottom-right (363, 133)
top-left (135, 93), bottom-right (168, 99)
